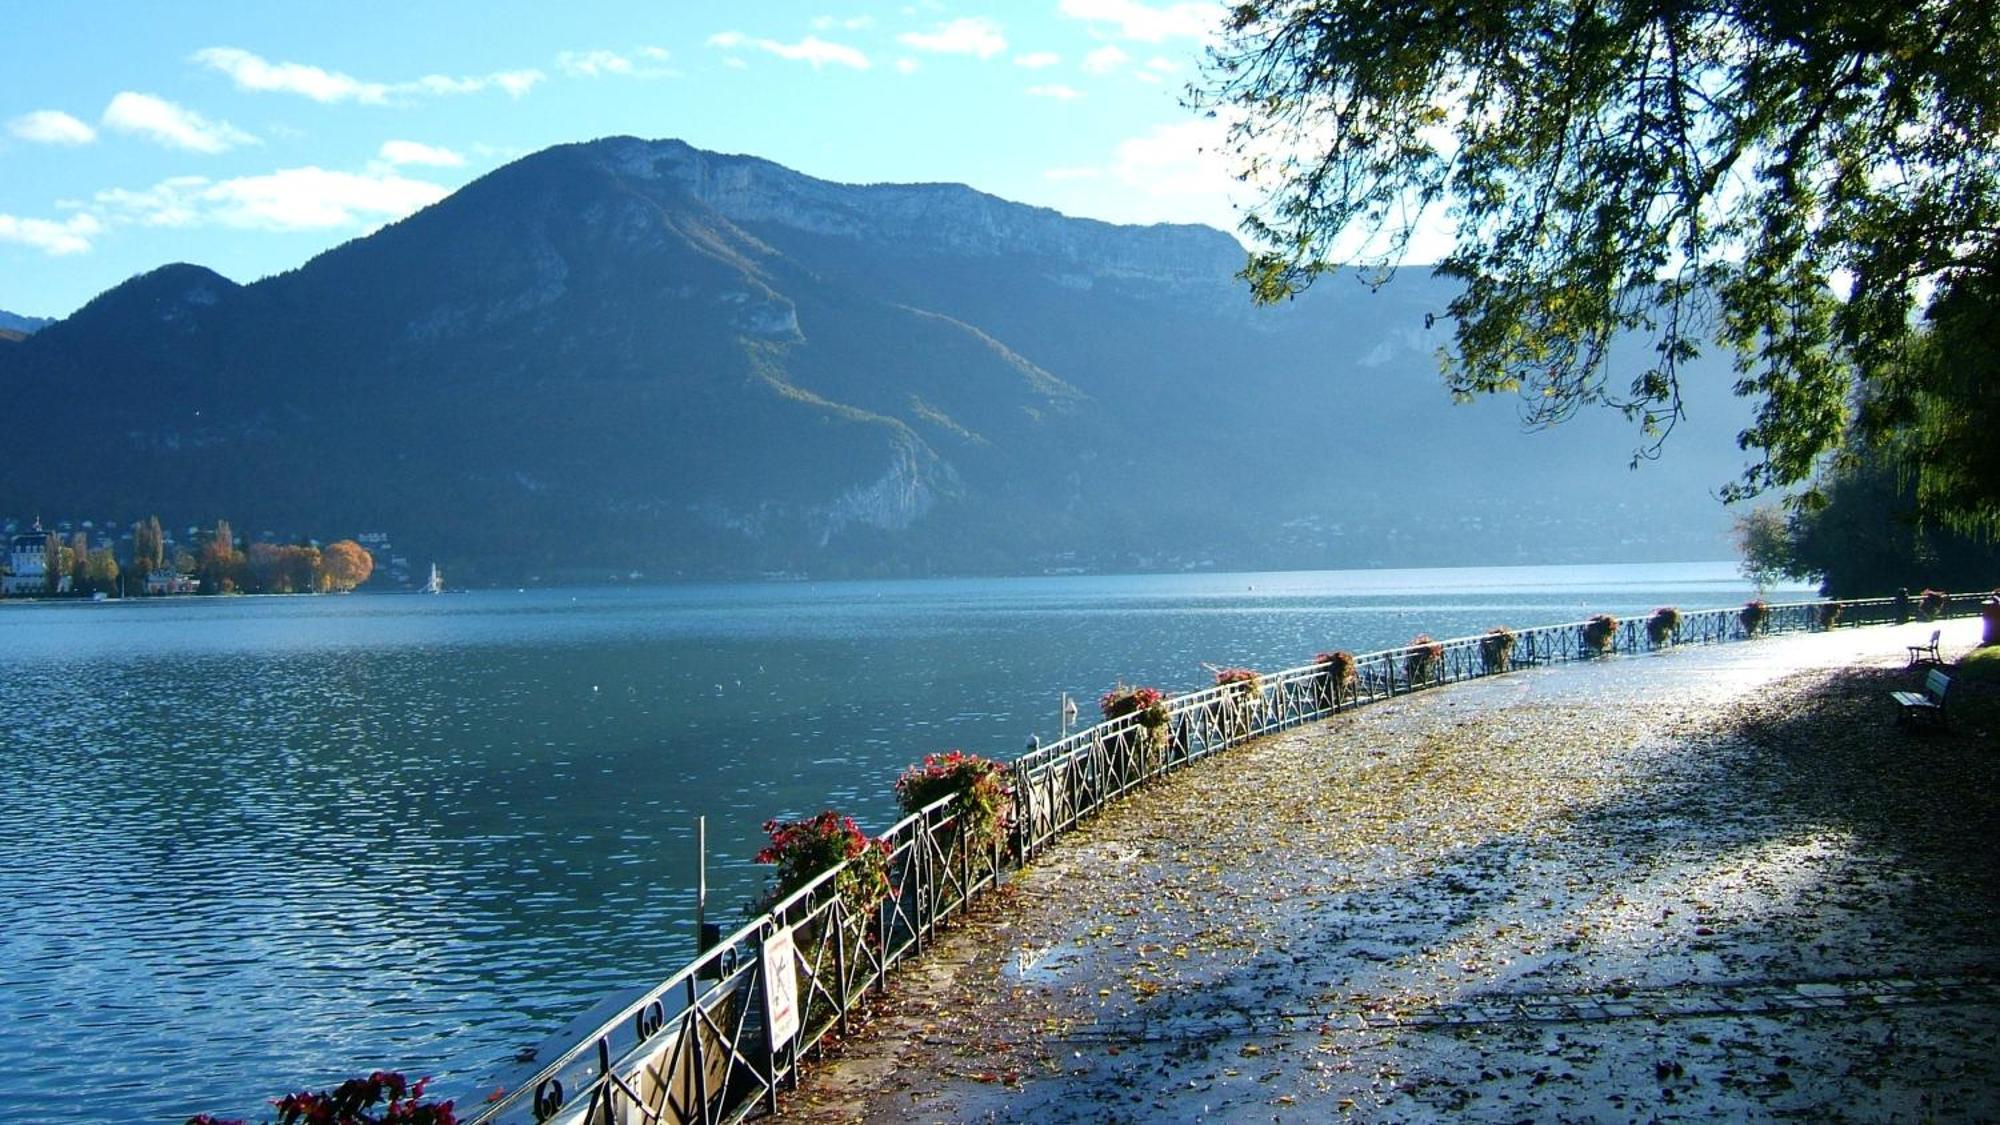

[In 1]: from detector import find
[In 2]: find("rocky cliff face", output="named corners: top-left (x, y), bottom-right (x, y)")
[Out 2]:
top-left (0, 137), bottom-right (1751, 581)
top-left (593, 137), bottom-right (1242, 292)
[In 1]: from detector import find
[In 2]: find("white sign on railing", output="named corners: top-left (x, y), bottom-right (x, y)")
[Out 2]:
top-left (762, 926), bottom-right (800, 1050)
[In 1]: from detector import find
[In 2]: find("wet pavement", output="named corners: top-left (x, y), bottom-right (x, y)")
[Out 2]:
top-left (792, 619), bottom-right (1999, 1122)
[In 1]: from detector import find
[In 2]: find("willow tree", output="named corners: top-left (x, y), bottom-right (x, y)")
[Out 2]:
top-left (1199, 0), bottom-right (2000, 526)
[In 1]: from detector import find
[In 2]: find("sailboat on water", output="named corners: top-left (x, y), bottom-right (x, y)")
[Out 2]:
top-left (423, 563), bottom-right (443, 594)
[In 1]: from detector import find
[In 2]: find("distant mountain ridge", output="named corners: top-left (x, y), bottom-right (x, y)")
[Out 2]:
top-left (603, 138), bottom-right (1243, 290)
top-left (0, 308), bottom-right (53, 335)
top-left (0, 136), bottom-right (1752, 582)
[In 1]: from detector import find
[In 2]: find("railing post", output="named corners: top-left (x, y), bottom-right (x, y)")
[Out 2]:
top-left (959, 814), bottom-right (971, 904)
top-left (914, 823), bottom-right (929, 956)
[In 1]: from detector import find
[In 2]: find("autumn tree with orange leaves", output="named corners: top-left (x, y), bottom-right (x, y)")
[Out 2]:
top-left (319, 540), bottom-right (375, 592)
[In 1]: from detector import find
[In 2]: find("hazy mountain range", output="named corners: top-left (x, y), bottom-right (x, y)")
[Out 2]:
top-left (0, 309), bottom-right (52, 337)
top-left (0, 137), bottom-right (1755, 582)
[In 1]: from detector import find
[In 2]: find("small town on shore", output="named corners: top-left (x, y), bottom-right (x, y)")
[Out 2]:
top-left (0, 515), bottom-right (418, 598)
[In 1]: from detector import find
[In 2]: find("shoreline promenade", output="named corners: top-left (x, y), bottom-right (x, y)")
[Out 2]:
top-left (793, 618), bottom-right (1998, 1122)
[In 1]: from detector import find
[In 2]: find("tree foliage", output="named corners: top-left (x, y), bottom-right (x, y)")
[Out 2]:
top-left (1731, 505), bottom-right (1795, 591)
top-left (1782, 445), bottom-right (2000, 597)
top-left (133, 515), bottom-right (164, 576)
top-left (1200, 0), bottom-right (2000, 510)
top-left (68, 531), bottom-right (89, 593)
top-left (1859, 273), bottom-right (2000, 539)
top-left (43, 534), bottom-right (63, 596)
top-left (85, 547), bottom-right (119, 594)
top-left (197, 519), bottom-right (244, 594)
top-left (248, 542), bottom-right (323, 594)
top-left (320, 539), bottom-right (375, 592)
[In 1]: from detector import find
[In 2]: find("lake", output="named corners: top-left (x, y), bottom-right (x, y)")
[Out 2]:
top-left (0, 562), bottom-right (1810, 1121)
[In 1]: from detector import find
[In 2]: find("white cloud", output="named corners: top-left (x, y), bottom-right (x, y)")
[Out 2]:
top-left (207, 167), bottom-right (447, 229)
top-left (556, 48), bottom-right (676, 79)
top-left (93, 176), bottom-right (210, 227)
top-left (101, 92), bottom-right (255, 153)
top-left (192, 46), bottom-right (386, 103)
top-left (707, 32), bottom-right (871, 70)
top-left (97, 166), bottom-right (447, 232)
top-left (1033, 119), bottom-right (1241, 232)
top-left (1105, 119), bottom-right (1236, 198)
top-left (1013, 51), bottom-right (1061, 69)
top-left (490, 70), bottom-right (545, 98)
top-left (8, 110), bottom-right (97, 145)
top-left (378, 139), bottom-right (465, 167)
top-left (1082, 45), bottom-right (1130, 74)
top-left (897, 17), bottom-right (1007, 58)
top-left (558, 49), bottom-right (635, 78)
top-left (896, 58), bottom-right (921, 74)
top-left (193, 46), bottom-right (544, 104)
top-left (0, 211), bottom-right (104, 255)
top-left (1057, 0), bottom-right (1217, 43)
top-left (1027, 84), bottom-right (1083, 100)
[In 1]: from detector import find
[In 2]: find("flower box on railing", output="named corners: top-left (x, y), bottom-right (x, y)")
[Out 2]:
top-left (1314, 650), bottom-right (1358, 708)
top-left (1404, 635), bottom-right (1444, 683)
top-left (1480, 627), bottom-right (1516, 674)
top-left (895, 751), bottom-right (1014, 854)
top-left (1740, 599), bottom-right (1770, 635)
top-left (1583, 614), bottom-right (1619, 654)
top-left (1646, 606), bottom-right (1681, 647)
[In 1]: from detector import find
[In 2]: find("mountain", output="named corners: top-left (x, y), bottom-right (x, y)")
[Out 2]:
top-left (0, 137), bottom-right (1755, 582)
top-left (0, 308), bottom-right (52, 336)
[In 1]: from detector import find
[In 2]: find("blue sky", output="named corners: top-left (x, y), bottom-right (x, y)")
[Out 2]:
top-left (0, 0), bottom-right (1264, 319)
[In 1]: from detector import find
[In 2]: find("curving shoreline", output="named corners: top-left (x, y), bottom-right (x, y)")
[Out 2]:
top-left (792, 619), bottom-right (1999, 1122)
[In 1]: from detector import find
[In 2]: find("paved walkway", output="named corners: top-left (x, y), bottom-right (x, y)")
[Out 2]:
top-left (792, 619), bottom-right (1998, 1122)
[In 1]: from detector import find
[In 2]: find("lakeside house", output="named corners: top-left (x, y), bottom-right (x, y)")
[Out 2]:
top-left (144, 570), bottom-right (199, 595)
top-left (2, 527), bottom-right (69, 596)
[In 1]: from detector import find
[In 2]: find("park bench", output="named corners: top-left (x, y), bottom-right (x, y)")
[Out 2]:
top-left (1891, 668), bottom-right (1951, 729)
top-left (1907, 629), bottom-right (1942, 667)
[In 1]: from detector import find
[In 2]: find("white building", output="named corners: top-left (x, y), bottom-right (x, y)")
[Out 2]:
top-left (3, 528), bottom-right (69, 596)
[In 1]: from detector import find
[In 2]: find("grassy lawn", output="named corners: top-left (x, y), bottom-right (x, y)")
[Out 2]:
top-left (1959, 643), bottom-right (2000, 684)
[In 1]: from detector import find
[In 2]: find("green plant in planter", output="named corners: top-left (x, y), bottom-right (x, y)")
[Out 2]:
top-left (895, 750), bottom-right (1014, 852)
top-left (1314, 650), bottom-right (1358, 707)
top-left (1100, 684), bottom-right (1172, 748)
top-left (1583, 614), bottom-right (1619, 654)
top-left (1646, 606), bottom-right (1682, 646)
top-left (1739, 599), bottom-right (1770, 635)
top-left (1480, 627), bottom-right (1516, 673)
top-left (1920, 588), bottom-right (1948, 620)
top-left (755, 810), bottom-right (891, 922)
top-left (1818, 601), bottom-right (1844, 629)
top-left (1404, 635), bottom-right (1445, 682)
